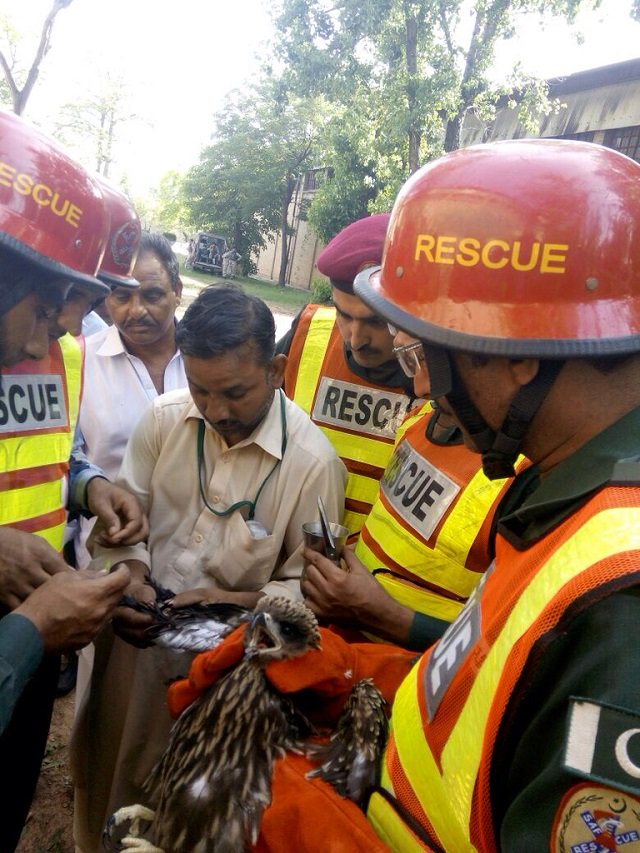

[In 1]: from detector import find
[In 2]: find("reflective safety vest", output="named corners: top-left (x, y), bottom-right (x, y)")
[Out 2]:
top-left (368, 484), bottom-right (640, 852)
top-left (355, 404), bottom-right (518, 625)
top-left (0, 333), bottom-right (83, 551)
top-left (284, 304), bottom-right (413, 535)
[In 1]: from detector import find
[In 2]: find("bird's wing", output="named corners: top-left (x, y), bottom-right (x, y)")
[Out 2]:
top-left (306, 678), bottom-right (388, 805)
top-left (117, 585), bottom-right (251, 653)
top-left (146, 602), bottom-right (251, 651)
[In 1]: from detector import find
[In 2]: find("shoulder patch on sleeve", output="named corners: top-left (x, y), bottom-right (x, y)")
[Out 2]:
top-left (564, 698), bottom-right (640, 795)
top-left (551, 782), bottom-right (640, 853)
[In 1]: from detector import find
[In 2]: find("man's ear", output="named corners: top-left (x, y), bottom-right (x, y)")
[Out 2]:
top-left (269, 353), bottom-right (288, 388)
top-left (510, 358), bottom-right (540, 388)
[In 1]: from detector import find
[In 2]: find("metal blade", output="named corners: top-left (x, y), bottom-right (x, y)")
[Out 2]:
top-left (317, 495), bottom-right (339, 562)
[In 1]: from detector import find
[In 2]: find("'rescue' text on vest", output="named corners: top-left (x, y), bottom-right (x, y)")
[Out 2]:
top-left (312, 377), bottom-right (407, 439)
top-left (0, 375), bottom-right (69, 433)
top-left (380, 438), bottom-right (460, 539)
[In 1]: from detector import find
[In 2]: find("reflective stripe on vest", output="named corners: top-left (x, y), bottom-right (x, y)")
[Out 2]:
top-left (368, 790), bottom-right (434, 853)
top-left (355, 405), bottom-right (516, 624)
top-left (370, 499), bottom-right (640, 851)
top-left (0, 334), bottom-right (82, 550)
top-left (290, 305), bottom-right (335, 412)
top-left (285, 304), bottom-right (412, 535)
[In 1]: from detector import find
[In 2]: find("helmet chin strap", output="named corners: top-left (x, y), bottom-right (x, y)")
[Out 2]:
top-left (422, 344), bottom-right (563, 480)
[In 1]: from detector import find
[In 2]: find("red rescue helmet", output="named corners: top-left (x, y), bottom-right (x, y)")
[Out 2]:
top-left (94, 176), bottom-right (141, 289)
top-left (0, 110), bottom-right (109, 298)
top-left (355, 139), bottom-right (640, 358)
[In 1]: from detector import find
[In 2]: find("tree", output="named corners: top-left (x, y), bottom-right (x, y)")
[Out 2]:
top-left (184, 76), bottom-right (323, 285)
top-left (276, 0), bottom-right (600, 171)
top-left (55, 75), bottom-right (138, 178)
top-left (0, 0), bottom-right (73, 115)
top-left (272, 0), bottom-right (601, 241)
top-left (151, 171), bottom-right (190, 237)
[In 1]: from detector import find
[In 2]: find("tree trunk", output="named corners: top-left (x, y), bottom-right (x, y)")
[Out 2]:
top-left (0, 0), bottom-right (74, 115)
top-left (233, 221), bottom-right (243, 273)
top-left (444, 114), bottom-right (462, 153)
top-left (277, 175), bottom-right (296, 287)
top-left (404, 6), bottom-right (421, 173)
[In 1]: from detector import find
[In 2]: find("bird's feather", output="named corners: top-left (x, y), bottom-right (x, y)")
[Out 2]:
top-left (305, 677), bottom-right (388, 804)
top-left (118, 576), bottom-right (251, 652)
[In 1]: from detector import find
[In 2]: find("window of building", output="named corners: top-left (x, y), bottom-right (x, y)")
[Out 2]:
top-left (604, 126), bottom-right (640, 163)
top-left (303, 168), bottom-right (333, 192)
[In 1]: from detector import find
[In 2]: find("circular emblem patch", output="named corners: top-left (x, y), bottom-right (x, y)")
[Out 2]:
top-left (110, 220), bottom-right (141, 269)
top-left (552, 783), bottom-right (640, 852)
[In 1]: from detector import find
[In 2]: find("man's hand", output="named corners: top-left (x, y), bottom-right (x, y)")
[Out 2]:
top-left (302, 547), bottom-right (413, 645)
top-left (110, 560), bottom-right (156, 648)
top-left (15, 564), bottom-right (131, 653)
top-left (0, 527), bottom-right (69, 610)
top-left (86, 478), bottom-right (149, 546)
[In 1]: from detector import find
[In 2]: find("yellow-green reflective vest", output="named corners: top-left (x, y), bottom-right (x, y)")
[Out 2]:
top-left (0, 334), bottom-right (82, 551)
top-left (369, 486), bottom-right (640, 851)
top-left (284, 304), bottom-right (413, 535)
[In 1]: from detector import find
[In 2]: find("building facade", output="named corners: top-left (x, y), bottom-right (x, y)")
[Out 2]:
top-left (254, 168), bottom-right (329, 290)
top-left (461, 58), bottom-right (640, 162)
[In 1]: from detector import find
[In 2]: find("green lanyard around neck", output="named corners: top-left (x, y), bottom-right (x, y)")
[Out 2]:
top-left (196, 389), bottom-right (288, 521)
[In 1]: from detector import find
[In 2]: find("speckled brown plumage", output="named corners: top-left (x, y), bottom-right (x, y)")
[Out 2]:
top-left (143, 597), bottom-right (320, 852)
top-left (105, 597), bottom-right (388, 853)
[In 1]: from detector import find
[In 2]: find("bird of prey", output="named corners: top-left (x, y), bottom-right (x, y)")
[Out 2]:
top-left (118, 576), bottom-right (251, 651)
top-left (104, 596), bottom-right (388, 853)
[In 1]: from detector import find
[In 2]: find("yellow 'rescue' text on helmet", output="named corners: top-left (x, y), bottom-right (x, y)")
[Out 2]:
top-left (0, 160), bottom-right (83, 228)
top-left (414, 234), bottom-right (568, 275)
top-left (355, 139), bottom-right (640, 358)
top-left (0, 110), bottom-right (109, 297)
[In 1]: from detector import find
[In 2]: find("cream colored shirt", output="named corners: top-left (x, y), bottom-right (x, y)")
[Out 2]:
top-left (95, 387), bottom-right (347, 598)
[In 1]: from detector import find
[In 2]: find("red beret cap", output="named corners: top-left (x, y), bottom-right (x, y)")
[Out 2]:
top-left (316, 213), bottom-right (390, 293)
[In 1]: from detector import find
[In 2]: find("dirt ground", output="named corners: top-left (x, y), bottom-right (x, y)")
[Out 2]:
top-left (16, 692), bottom-right (76, 853)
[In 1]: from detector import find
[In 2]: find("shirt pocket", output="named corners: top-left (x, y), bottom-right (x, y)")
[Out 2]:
top-left (201, 511), bottom-right (282, 591)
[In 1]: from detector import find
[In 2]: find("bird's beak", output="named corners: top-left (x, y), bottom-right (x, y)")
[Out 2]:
top-left (245, 611), bottom-right (283, 658)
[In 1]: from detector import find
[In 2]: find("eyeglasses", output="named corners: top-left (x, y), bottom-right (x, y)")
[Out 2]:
top-left (393, 340), bottom-right (425, 378)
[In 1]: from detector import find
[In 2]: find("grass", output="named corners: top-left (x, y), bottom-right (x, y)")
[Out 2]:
top-left (179, 263), bottom-right (311, 314)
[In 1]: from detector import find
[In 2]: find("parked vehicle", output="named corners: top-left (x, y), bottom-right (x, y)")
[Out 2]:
top-left (187, 232), bottom-right (227, 275)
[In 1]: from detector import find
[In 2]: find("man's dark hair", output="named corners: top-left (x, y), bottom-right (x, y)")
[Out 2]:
top-left (138, 231), bottom-right (181, 291)
top-left (176, 284), bottom-right (275, 363)
top-left (0, 244), bottom-right (64, 318)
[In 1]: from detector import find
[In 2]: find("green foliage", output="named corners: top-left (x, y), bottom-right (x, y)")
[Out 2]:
top-left (274, 0), bottom-right (602, 216)
top-left (311, 276), bottom-right (333, 304)
top-left (152, 171), bottom-right (190, 235)
top-left (183, 75), bottom-right (325, 283)
top-left (176, 0), bottom-right (609, 270)
top-left (54, 74), bottom-right (138, 176)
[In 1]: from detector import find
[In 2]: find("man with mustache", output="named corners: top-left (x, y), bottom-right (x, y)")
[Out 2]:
top-left (277, 214), bottom-right (417, 536)
top-left (72, 231), bottom-right (188, 571)
top-left (71, 284), bottom-right (346, 853)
